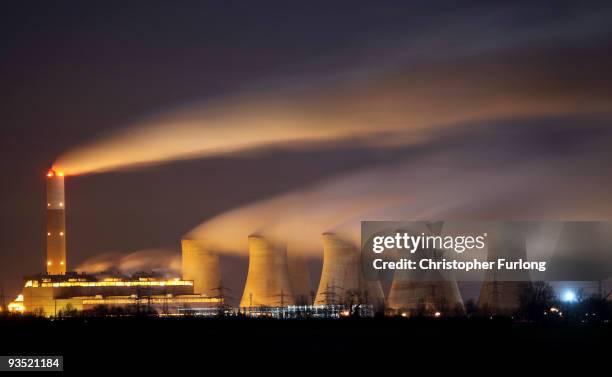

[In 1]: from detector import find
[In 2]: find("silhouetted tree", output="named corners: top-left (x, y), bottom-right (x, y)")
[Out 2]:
top-left (518, 281), bottom-right (557, 321)
top-left (570, 295), bottom-right (612, 323)
top-left (57, 303), bottom-right (78, 318)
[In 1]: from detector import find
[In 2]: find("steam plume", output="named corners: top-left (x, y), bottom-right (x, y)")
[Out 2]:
top-left (187, 119), bottom-right (612, 256)
top-left (75, 249), bottom-right (180, 275)
top-left (54, 17), bottom-right (612, 175)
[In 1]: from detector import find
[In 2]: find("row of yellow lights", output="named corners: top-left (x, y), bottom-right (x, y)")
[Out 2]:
top-left (82, 296), bottom-right (220, 304)
top-left (25, 280), bottom-right (193, 288)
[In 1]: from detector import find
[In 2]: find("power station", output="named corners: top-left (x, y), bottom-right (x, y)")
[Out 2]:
top-left (5, 169), bottom-right (555, 319)
top-left (8, 170), bottom-right (223, 317)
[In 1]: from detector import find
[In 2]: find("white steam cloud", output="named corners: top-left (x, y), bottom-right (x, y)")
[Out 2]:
top-left (187, 121), bottom-right (612, 256)
top-left (75, 249), bottom-right (181, 275)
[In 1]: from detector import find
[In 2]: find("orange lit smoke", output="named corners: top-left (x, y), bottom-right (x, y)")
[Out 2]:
top-left (75, 249), bottom-right (181, 275)
top-left (53, 50), bottom-right (612, 176)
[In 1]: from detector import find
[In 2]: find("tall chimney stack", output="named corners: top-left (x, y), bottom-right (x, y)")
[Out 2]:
top-left (46, 169), bottom-right (66, 275)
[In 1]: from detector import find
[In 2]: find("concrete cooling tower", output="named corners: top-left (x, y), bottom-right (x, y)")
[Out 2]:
top-left (478, 280), bottom-right (529, 316)
top-left (315, 233), bottom-right (384, 306)
top-left (478, 224), bottom-right (531, 315)
top-left (387, 249), bottom-right (464, 316)
top-left (181, 239), bottom-right (221, 296)
top-left (240, 235), bottom-right (295, 307)
top-left (387, 280), bottom-right (464, 316)
top-left (287, 253), bottom-right (312, 305)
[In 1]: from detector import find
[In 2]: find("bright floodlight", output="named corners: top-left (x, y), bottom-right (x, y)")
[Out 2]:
top-left (562, 290), bottom-right (577, 303)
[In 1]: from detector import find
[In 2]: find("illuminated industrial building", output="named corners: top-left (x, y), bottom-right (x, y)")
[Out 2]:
top-left (11, 170), bottom-right (222, 317)
top-left (19, 274), bottom-right (221, 317)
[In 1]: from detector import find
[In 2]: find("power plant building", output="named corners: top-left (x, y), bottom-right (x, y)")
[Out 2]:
top-left (21, 274), bottom-right (221, 317)
top-left (13, 170), bottom-right (222, 317)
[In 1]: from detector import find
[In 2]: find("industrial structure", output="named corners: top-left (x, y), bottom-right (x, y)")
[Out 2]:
top-left (315, 233), bottom-right (384, 308)
top-left (387, 248), bottom-right (464, 316)
top-left (8, 170), bottom-right (222, 317)
top-left (6, 168), bottom-right (565, 319)
top-left (181, 238), bottom-right (221, 295)
top-left (387, 280), bottom-right (464, 316)
top-left (478, 225), bottom-right (531, 315)
top-left (240, 235), bottom-right (296, 308)
top-left (21, 273), bottom-right (220, 317)
top-left (46, 169), bottom-right (66, 275)
top-left (287, 253), bottom-right (312, 305)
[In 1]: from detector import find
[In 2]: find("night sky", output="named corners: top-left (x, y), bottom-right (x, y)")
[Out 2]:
top-left (2, 1), bottom-right (612, 301)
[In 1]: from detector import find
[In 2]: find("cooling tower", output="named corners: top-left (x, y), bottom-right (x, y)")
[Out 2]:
top-left (387, 249), bottom-right (464, 316)
top-left (46, 169), bottom-right (66, 275)
top-left (240, 235), bottom-right (295, 307)
top-left (478, 224), bottom-right (531, 315)
top-left (181, 238), bottom-right (220, 296)
top-left (478, 280), bottom-right (529, 316)
top-left (387, 280), bottom-right (464, 316)
top-left (315, 233), bottom-right (384, 306)
top-left (287, 253), bottom-right (312, 305)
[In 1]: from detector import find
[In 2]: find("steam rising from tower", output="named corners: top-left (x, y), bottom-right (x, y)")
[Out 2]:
top-left (46, 169), bottom-right (66, 274)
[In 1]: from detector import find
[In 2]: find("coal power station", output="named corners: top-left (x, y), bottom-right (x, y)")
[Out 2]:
top-left (6, 169), bottom-right (547, 319)
top-left (9, 170), bottom-right (222, 317)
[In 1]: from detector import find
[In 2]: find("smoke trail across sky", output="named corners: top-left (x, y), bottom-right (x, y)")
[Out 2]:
top-left (186, 118), bottom-right (612, 257)
top-left (50, 2), bottom-right (612, 269)
top-left (53, 3), bottom-right (612, 175)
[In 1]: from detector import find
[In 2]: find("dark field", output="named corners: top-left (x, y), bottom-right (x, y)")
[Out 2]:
top-left (0, 316), bottom-right (610, 372)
